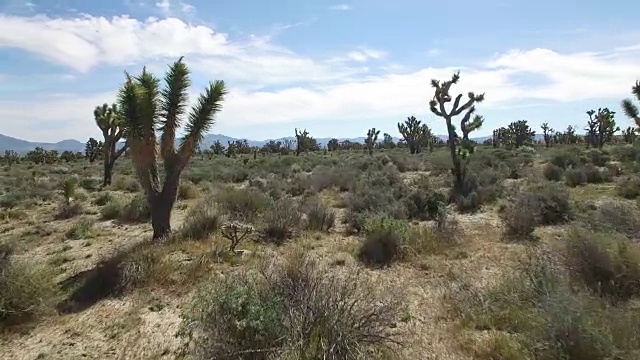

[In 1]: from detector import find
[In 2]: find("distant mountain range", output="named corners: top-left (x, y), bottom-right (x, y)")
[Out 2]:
top-left (0, 133), bottom-right (549, 154)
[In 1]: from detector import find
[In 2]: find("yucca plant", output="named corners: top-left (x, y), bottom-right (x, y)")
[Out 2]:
top-left (118, 57), bottom-right (227, 239)
top-left (621, 80), bottom-right (640, 127)
top-left (94, 103), bottom-right (128, 186)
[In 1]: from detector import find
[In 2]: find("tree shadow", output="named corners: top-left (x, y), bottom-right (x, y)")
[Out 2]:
top-left (56, 242), bottom-right (149, 314)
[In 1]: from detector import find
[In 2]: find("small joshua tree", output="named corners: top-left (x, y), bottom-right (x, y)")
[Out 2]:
top-left (220, 221), bottom-right (254, 253)
top-left (294, 128), bottom-right (318, 156)
top-left (94, 103), bottom-right (128, 186)
top-left (586, 108), bottom-right (618, 148)
top-left (84, 137), bottom-right (103, 163)
top-left (365, 128), bottom-right (380, 155)
top-left (118, 57), bottom-right (227, 240)
top-left (623, 126), bottom-right (637, 144)
top-left (541, 123), bottom-right (554, 148)
top-left (505, 120), bottom-right (535, 148)
top-left (621, 81), bottom-right (640, 128)
top-left (429, 72), bottom-right (484, 195)
top-left (397, 116), bottom-right (431, 154)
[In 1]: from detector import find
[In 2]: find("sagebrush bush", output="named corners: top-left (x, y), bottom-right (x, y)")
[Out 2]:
top-left (112, 175), bottom-right (140, 192)
top-left (526, 183), bottom-right (572, 225)
top-left (358, 215), bottom-right (409, 267)
top-left (179, 200), bottom-right (222, 240)
top-left (217, 187), bottom-right (268, 221)
top-left (261, 197), bottom-right (302, 245)
top-left (405, 189), bottom-right (447, 221)
top-left (303, 197), bottom-right (336, 232)
top-left (55, 201), bottom-right (83, 220)
top-left (65, 217), bottom-right (95, 240)
top-left (0, 255), bottom-right (58, 328)
top-left (184, 256), bottom-right (401, 360)
top-left (101, 194), bottom-right (150, 223)
top-left (616, 175), bottom-right (640, 199)
top-left (550, 150), bottom-right (581, 169)
top-left (543, 163), bottom-right (564, 181)
top-left (566, 228), bottom-right (640, 301)
top-left (584, 149), bottom-right (610, 167)
top-left (178, 182), bottom-right (199, 200)
top-left (584, 200), bottom-right (640, 238)
top-left (448, 250), bottom-right (640, 360)
top-left (565, 168), bottom-right (587, 187)
top-left (499, 193), bottom-right (541, 240)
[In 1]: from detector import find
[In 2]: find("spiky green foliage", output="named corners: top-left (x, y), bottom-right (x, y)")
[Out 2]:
top-left (84, 137), bottom-right (103, 163)
top-left (621, 81), bottom-right (640, 127)
top-left (585, 108), bottom-right (618, 148)
top-left (94, 103), bottom-right (128, 186)
top-left (365, 127), bottom-right (381, 155)
top-left (541, 122), bottom-right (554, 148)
top-left (1, 150), bottom-right (19, 166)
top-left (397, 116), bottom-right (432, 154)
top-left (294, 128), bottom-right (319, 156)
top-left (623, 126), bottom-right (637, 144)
top-left (504, 120), bottom-right (536, 148)
top-left (117, 57), bottom-right (227, 239)
top-left (429, 71), bottom-right (485, 194)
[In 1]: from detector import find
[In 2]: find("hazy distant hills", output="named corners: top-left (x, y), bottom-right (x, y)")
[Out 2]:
top-left (0, 133), bottom-right (548, 153)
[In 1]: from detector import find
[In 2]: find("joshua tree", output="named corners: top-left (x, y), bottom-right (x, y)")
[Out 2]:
top-left (429, 71), bottom-right (484, 195)
top-left (117, 57), bottom-right (227, 240)
top-left (365, 128), bottom-right (380, 155)
top-left (621, 81), bottom-right (640, 127)
top-left (327, 138), bottom-right (339, 152)
top-left (94, 103), bottom-right (128, 186)
top-left (85, 137), bottom-right (103, 163)
top-left (623, 126), bottom-right (637, 144)
top-left (505, 120), bottom-right (535, 148)
top-left (210, 140), bottom-right (225, 155)
top-left (294, 128), bottom-right (318, 156)
top-left (2, 150), bottom-right (19, 166)
top-left (541, 123), bottom-right (554, 148)
top-left (397, 116), bottom-right (431, 154)
top-left (586, 108), bottom-right (618, 148)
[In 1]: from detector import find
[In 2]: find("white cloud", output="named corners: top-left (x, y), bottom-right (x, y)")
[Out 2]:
top-left (328, 4), bottom-right (352, 10)
top-left (345, 48), bottom-right (386, 62)
top-left (1, 13), bottom-right (640, 142)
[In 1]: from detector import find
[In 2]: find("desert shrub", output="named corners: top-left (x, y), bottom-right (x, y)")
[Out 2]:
top-left (610, 144), bottom-right (640, 163)
top-left (79, 177), bottom-right (102, 191)
top-left (65, 217), bottom-right (95, 240)
top-left (566, 228), bottom-right (640, 301)
top-left (179, 200), bottom-right (222, 240)
top-left (526, 183), bottom-right (572, 225)
top-left (119, 195), bottom-right (151, 223)
top-left (303, 197), bottom-right (336, 232)
top-left (584, 200), bottom-right (640, 238)
top-left (55, 201), bottom-right (83, 220)
top-left (550, 150), bottom-right (581, 169)
top-left (112, 175), bottom-right (140, 192)
top-left (543, 163), bottom-right (564, 181)
top-left (358, 215), bottom-right (409, 268)
top-left (0, 256), bottom-right (58, 327)
top-left (452, 168), bottom-right (504, 213)
top-left (93, 191), bottom-right (115, 206)
top-left (217, 187), bottom-right (269, 221)
top-left (260, 197), bottom-right (302, 245)
top-left (178, 182), bottom-right (199, 200)
top-left (101, 196), bottom-right (125, 220)
top-left (448, 251), bottom-right (640, 360)
top-left (405, 188), bottom-right (447, 221)
top-left (584, 149), bottom-right (610, 167)
top-left (403, 222), bottom-right (458, 258)
top-left (582, 164), bottom-right (606, 183)
top-left (565, 168), bottom-right (587, 187)
top-left (616, 175), bottom-right (640, 199)
top-left (309, 166), bottom-right (357, 192)
top-left (184, 256), bottom-right (401, 360)
top-left (499, 193), bottom-right (541, 240)
top-left (0, 192), bottom-right (22, 209)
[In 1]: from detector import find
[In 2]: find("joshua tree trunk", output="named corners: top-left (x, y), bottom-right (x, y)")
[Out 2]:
top-left (103, 161), bottom-right (113, 186)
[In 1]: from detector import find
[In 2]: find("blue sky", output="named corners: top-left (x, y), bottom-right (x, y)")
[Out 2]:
top-left (1, 0), bottom-right (640, 142)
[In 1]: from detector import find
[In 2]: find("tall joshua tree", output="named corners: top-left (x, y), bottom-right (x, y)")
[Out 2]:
top-left (94, 103), bottom-right (128, 186)
top-left (622, 81), bottom-right (640, 127)
top-left (397, 116), bottom-right (431, 154)
top-left (586, 108), bottom-right (618, 148)
top-left (118, 57), bottom-right (227, 240)
top-left (541, 123), bottom-right (554, 148)
top-left (429, 72), bottom-right (484, 195)
top-left (365, 128), bottom-right (380, 155)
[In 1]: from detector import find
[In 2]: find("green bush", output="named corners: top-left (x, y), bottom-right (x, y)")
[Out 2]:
top-left (0, 255), bottom-right (58, 328)
top-left (65, 217), bottom-right (95, 240)
top-left (358, 215), bottom-right (409, 268)
top-left (260, 197), bottom-right (302, 245)
top-left (616, 176), bottom-right (640, 199)
top-left (499, 193), bottom-right (541, 241)
top-left (565, 168), bottom-right (587, 187)
top-left (179, 200), bottom-right (222, 240)
top-left (543, 163), bottom-right (564, 181)
top-left (303, 197), bottom-right (336, 232)
top-left (523, 183), bottom-right (572, 225)
top-left (178, 182), bottom-right (199, 200)
top-left (217, 187), bottom-right (269, 221)
top-left (184, 256), bottom-right (401, 360)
